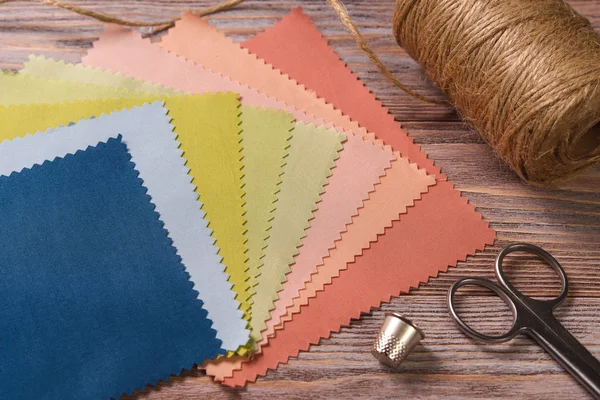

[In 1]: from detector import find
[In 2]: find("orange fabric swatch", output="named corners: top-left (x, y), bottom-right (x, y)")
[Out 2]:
top-left (222, 7), bottom-right (495, 386)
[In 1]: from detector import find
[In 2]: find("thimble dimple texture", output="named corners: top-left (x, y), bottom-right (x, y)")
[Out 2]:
top-left (372, 331), bottom-right (407, 368)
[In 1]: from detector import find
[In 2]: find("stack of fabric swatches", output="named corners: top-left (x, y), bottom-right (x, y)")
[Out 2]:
top-left (0, 7), bottom-right (496, 397)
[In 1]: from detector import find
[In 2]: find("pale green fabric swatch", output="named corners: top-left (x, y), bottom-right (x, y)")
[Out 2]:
top-left (249, 122), bottom-right (345, 342)
top-left (240, 107), bottom-right (294, 304)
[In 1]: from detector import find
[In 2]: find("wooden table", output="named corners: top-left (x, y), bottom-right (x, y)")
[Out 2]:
top-left (2, 1), bottom-right (600, 398)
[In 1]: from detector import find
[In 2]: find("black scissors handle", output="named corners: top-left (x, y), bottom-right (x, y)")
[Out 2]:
top-left (448, 243), bottom-right (600, 399)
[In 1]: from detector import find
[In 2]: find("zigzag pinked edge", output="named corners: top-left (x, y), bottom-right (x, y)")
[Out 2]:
top-left (273, 158), bottom-right (435, 332)
top-left (258, 138), bottom-right (397, 340)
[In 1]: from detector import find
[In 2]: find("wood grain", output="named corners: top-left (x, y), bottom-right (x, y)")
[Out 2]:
top-left (1, 1), bottom-right (600, 398)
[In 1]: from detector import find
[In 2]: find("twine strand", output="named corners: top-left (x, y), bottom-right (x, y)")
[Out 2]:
top-left (325, 0), bottom-right (449, 105)
top-left (0, 0), bottom-right (246, 35)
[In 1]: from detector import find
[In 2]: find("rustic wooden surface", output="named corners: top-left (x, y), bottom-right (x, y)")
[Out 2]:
top-left (1, 1), bottom-right (600, 398)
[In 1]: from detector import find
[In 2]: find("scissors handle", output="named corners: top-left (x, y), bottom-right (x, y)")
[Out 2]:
top-left (449, 243), bottom-right (600, 399)
top-left (527, 313), bottom-right (600, 399)
top-left (448, 277), bottom-right (521, 343)
top-left (495, 243), bottom-right (569, 309)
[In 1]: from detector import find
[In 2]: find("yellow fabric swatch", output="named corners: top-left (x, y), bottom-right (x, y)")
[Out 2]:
top-left (249, 123), bottom-right (345, 342)
top-left (167, 96), bottom-right (248, 316)
top-left (0, 71), bottom-right (133, 105)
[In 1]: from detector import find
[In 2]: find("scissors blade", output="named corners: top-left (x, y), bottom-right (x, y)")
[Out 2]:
top-left (522, 308), bottom-right (600, 398)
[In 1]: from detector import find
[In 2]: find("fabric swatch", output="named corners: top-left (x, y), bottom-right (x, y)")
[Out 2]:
top-left (0, 100), bottom-right (250, 353)
top-left (0, 136), bottom-right (223, 399)
top-left (221, 8), bottom-right (495, 385)
top-left (0, 71), bottom-right (132, 105)
top-left (248, 122), bottom-right (345, 342)
top-left (21, 57), bottom-right (297, 322)
top-left (159, 13), bottom-right (435, 380)
top-left (240, 107), bottom-right (295, 303)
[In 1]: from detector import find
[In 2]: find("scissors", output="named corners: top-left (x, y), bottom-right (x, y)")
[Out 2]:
top-left (447, 243), bottom-right (600, 399)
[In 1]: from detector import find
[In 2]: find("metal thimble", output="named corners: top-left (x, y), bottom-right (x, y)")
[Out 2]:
top-left (371, 312), bottom-right (425, 368)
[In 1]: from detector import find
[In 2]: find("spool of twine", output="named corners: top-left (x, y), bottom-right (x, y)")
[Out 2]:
top-left (4, 0), bottom-right (600, 184)
top-left (391, 0), bottom-right (600, 184)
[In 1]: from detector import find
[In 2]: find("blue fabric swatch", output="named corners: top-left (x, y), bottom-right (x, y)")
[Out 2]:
top-left (0, 136), bottom-right (223, 400)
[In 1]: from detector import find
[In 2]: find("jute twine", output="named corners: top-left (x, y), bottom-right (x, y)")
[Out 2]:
top-left (392, 0), bottom-right (600, 184)
top-left (0, 0), bottom-right (245, 35)
top-left (3, 0), bottom-right (600, 184)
